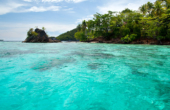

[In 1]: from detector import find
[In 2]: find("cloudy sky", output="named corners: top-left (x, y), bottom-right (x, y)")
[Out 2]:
top-left (0, 0), bottom-right (155, 41)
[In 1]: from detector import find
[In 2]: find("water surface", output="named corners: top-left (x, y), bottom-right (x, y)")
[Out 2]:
top-left (0, 42), bottom-right (170, 110)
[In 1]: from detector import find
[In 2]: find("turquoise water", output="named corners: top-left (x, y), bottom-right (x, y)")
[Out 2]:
top-left (0, 42), bottom-right (170, 110)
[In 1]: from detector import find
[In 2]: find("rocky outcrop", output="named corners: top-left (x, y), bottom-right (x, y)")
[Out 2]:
top-left (48, 38), bottom-right (61, 43)
top-left (23, 28), bottom-right (61, 43)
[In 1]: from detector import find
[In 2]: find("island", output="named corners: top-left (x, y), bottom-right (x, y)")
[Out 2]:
top-left (23, 28), bottom-right (61, 43)
top-left (64, 2), bottom-right (170, 45)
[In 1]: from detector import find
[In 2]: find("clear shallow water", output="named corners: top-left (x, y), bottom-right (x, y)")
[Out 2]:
top-left (0, 42), bottom-right (170, 110)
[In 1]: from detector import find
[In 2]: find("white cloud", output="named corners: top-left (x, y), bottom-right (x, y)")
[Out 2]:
top-left (24, 6), bottom-right (61, 12)
top-left (0, 22), bottom-right (76, 41)
top-left (42, 0), bottom-right (86, 3)
top-left (42, 0), bottom-right (63, 2)
top-left (97, 0), bottom-right (156, 14)
top-left (24, 0), bottom-right (86, 3)
top-left (23, 0), bottom-right (32, 2)
top-left (0, 2), bottom-right (61, 15)
top-left (76, 14), bottom-right (93, 23)
top-left (0, 0), bottom-right (80, 15)
top-left (65, 0), bottom-right (86, 3)
top-left (0, 2), bottom-right (25, 15)
top-left (63, 8), bottom-right (75, 13)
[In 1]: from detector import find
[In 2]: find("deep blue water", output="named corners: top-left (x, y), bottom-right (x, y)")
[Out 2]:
top-left (0, 42), bottom-right (170, 110)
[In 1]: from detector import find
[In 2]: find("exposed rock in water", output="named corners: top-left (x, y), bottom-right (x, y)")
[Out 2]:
top-left (23, 28), bottom-right (61, 43)
top-left (48, 37), bottom-right (61, 43)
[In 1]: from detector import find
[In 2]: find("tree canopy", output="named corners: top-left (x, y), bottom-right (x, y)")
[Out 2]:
top-left (74, 0), bottom-right (170, 44)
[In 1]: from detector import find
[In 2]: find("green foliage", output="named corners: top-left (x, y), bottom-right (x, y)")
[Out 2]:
top-left (32, 32), bottom-right (38, 37)
top-left (71, 0), bottom-right (170, 43)
top-left (157, 36), bottom-right (165, 40)
top-left (74, 31), bottom-right (87, 41)
top-left (166, 29), bottom-right (170, 39)
top-left (120, 26), bottom-right (130, 37)
top-left (139, 4), bottom-right (147, 15)
top-left (121, 35), bottom-right (131, 43)
top-left (82, 20), bottom-right (87, 32)
top-left (56, 28), bottom-right (77, 41)
top-left (121, 34), bottom-right (137, 43)
top-left (121, 8), bottom-right (132, 13)
top-left (130, 34), bottom-right (137, 41)
top-left (77, 24), bottom-right (82, 32)
top-left (42, 27), bottom-right (45, 31)
top-left (154, 1), bottom-right (164, 17)
top-left (27, 28), bottom-right (38, 39)
top-left (87, 31), bottom-right (95, 39)
top-left (133, 23), bottom-right (141, 39)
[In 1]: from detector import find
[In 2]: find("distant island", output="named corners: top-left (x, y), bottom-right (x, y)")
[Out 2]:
top-left (55, 0), bottom-right (170, 45)
top-left (23, 28), bottom-right (61, 43)
top-left (0, 39), bottom-right (3, 41)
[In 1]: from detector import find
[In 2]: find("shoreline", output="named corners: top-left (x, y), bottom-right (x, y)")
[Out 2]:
top-left (83, 37), bottom-right (170, 45)
top-left (21, 41), bottom-right (170, 45)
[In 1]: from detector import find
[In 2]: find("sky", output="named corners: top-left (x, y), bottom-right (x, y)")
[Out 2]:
top-left (0, 0), bottom-right (155, 41)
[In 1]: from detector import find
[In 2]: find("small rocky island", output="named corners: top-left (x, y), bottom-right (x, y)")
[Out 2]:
top-left (23, 28), bottom-right (61, 43)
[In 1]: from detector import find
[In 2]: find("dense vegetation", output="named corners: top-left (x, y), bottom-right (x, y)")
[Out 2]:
top-left (56, 28), bottom-right (77, 41)
top-left (27, 28), bottom-right (38, 39)
top-left (27, 27), bottom-right (46, 39)
top-left (75, 0), bottom-right (170, 44)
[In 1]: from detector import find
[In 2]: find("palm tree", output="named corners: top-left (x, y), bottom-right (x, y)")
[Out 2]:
top-left (87, 20), bottom-right (94, 33)
top-left (139, 4), bottom-right (147, 15)
top-left (157, 0), bottom-right (170, 9)
top-left (94, 13), bottom-right (102, 31)
top-left (167, 0), bottom-right (170, 8)
top-left (82, 20), bottom-right (88, 40)
top-left (82, 20), bottom-right (87, 33)
top-left (147, 2), bottom-right (154, 16)
top-left (154, 1), bottom-right (164, 17)
top-left (77, 24), bottom-right (82, 32)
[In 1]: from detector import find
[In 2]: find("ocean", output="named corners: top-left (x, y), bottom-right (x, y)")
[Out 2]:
top-left (0, 42), bottom-right (170, 110)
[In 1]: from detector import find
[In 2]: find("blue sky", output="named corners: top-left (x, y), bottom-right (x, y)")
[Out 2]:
top-left (0, 0), bottom-right (155, 41)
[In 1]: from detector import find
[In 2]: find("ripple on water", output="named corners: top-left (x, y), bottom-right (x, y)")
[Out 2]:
top-left (0, 42), bottom-right (170, 110)
top-left (31, 58), bottom-right (76, 71)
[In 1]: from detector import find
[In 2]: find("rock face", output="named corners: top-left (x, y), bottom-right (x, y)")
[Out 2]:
top-left (48, 38), bottom-right (61, 43)
top-left (23, 28), bottom-right (61, 43)
top-left (35, 28), bottom-right (49, 42)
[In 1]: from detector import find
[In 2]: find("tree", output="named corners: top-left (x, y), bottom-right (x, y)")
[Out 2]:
top-left (42, 27), bottom-right (45, 31)
top-left (122, 8), bottom-right (132, 13)
top-left (77, 24), bottom-right (82, 32)
top-left (157, 0), bottom-right (170, 8)
top-left (82, 20), bottom-right (87, 33)
top-left (27, 28), bottom-right (38, 39)
top-left (73, 0), bottom-right (170, 44)
top-left (154, 1), bottom-right (164, 17)
top-left (139, 4), bottom-right (147, 15)
top-left (147, 2), bottom-right (154, 16)
top-left (74, 31), bottom-right (86, 41)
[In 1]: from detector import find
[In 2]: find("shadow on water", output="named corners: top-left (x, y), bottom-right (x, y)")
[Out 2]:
top-left (0, 50), bottom-right (34, 58)
top-left (69, 51), bottom-right (115, 59)
top-left (31, 58), bottom-right (76, 71)
top-left (87, 63), bottom-right (103, 70)
top-left (125, 59), bottom-right (170, 109)
top-left (88, 103), bottom-right (107, 110)
top-left (154, 80), bottom-right (170, 109)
